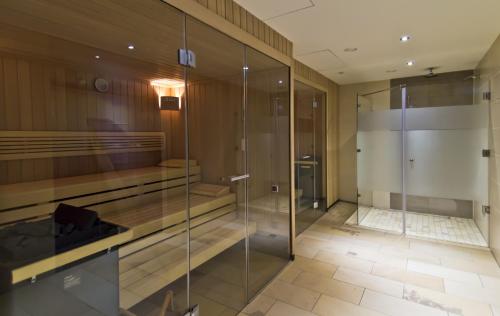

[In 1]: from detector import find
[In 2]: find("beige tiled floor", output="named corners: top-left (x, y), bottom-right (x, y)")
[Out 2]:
top-left (240, 202), bottom-right (500, 316)
top-left (346, 206), bottom-right (488, 247)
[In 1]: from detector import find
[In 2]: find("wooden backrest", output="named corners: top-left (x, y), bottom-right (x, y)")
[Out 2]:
top-left (0, 131), bottom-right (165, 161)
top-left (0, 165), bottom-right (201, 225)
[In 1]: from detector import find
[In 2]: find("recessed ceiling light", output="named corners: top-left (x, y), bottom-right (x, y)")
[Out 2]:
top-left (94, 55), bottom-right (100, 60)
top-left (278, 80), bottom-right (283, 84)
top-left (400, 35), bottom-right (411, 42)
top-left (338, 71), bottom-right (345, 75)
top-left (406, 60), bottom-right (415, 66)
top-left (127, 44), bottom-right (135, 50)
top-left (386, 69), bottom-right (397, 73)
top-left (344, 48), bottom-right (358, 52)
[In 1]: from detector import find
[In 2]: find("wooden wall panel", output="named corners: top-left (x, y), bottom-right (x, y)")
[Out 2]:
top-left (294, 60), bottom-right (339, 206)
top-left (0, 54), bottom-right (165, 184)
top-left (189, 0), bottom-right (292, 58)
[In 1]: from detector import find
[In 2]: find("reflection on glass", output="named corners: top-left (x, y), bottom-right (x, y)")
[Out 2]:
top-left (0, 2), bottom-right (291, 315)
top-left (349, 87), bottom-right (404, 234)
top-left (185, 16), bottom-right (247, 314)
top-left (294, 81), bottom-right (326, 235)
top-left (0, 0), bottom-right (190, 315)
top-left (247, 47), bottom-right (290, 299)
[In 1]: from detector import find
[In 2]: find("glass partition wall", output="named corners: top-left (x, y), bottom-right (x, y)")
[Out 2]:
top-left (294, 81), bottom-right (326, 235)
top-left (0, 1), bottom-right (291, 315)
top-left (348, 87), bottom-right (404, 234)
top-left (351, 79), bottom-right (489, 247)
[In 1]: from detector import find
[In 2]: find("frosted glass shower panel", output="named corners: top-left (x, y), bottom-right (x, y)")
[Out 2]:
top-left (357, 109), bottom-right (402, 195)
top-left (405, 104), bottom-right (489, 201)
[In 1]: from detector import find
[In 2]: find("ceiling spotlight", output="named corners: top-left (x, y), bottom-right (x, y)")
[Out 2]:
top-left (400, 35), bottom-right (411, 42)
top-left (94, 55), bottom-right (100, 60)
top-left (278, 80), bottom-right (283, 84)
top-left (344, 48), bottom-right (358, 52)
top-left (406, 60), bottom-right (415, 67)
top-left (127, 44), bottom-right (135, 50)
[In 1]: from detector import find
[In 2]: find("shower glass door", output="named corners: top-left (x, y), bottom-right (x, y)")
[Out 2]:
top-left (352, 86), bottom-right (404, 234)
top-left (404, 79), bottom-right (489, 247)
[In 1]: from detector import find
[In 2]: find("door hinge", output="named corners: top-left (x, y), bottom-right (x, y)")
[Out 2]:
top-left (483, 205), bottom-right (491, 215)
top-left (178, 49), bottom-right (196, 68)
top-left (357, 149), bottom-right (361, 153)
top-left (483, 149), bottom-right (491, 157)
top-left (483, 92), bottom-right (491, 101)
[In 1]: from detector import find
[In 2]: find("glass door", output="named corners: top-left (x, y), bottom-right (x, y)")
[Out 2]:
top-left (404, 79), bottom-right (489, 247)
top-left (351, 86), bottom-right (404, 234)
top-left (246, 47), bottom-right (291, 299)
top-left (294, 80), bottom-right (326, 235)
top-left (185, 16), bottom-right (248, 314)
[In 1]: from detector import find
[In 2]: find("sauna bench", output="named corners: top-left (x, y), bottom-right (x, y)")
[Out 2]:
top-left (0, 164), bottom-right (238, 284)
top-left (102, 192), bottom-right (237, 240)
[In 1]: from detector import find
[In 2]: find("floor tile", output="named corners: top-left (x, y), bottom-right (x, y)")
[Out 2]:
top-left (293, 271), bottom-right (365, 304)
top-left (315, 250), bottom-right (374, 274)
top-left (313, 294), bottom-right (385, 316)
top-left (293, 255), bottom-right (338, 277)
top-left (333, 267), bottom-right (404, 298)
top-left (444, 279), bottom-right (500, 306)
top-left (407, 259), bottom-right (482, 286)
top-left (266, 301), bottom-right (316, 316)
top-left (263, 279), bottom-right (320, 311)
top-left (242, 294), bottom-right (275, 315)
top-left (352, 207), bottom-right (487, 247)
top-left (361, 289), bottom-right (447, 316)
top-left (480, 274), bottom-right (500, 290)
top-left (404, 284), bottom-right (493, 316)
top-left (278, 266), bottom-right (302, 283)
top-left (371, 263), bottom-right (444, 292)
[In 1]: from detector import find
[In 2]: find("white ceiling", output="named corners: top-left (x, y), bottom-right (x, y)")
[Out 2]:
top-left (234, 0), bottom-right (500, 84)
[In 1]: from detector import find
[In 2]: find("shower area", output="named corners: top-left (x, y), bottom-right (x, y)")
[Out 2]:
top-left (346, 71), bottom-right (490, 247)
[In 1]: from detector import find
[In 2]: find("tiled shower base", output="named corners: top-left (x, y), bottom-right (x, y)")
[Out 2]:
top-left (346, 206), bottom-right (488, 247)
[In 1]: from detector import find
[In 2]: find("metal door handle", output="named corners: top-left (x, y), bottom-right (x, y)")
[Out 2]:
top-left (229, 174), bottom-right (250, 182)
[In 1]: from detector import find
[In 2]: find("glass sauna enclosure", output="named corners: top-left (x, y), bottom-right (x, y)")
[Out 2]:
top-left (0, 1), bottom-right (291, 316)
top-left (353, 80), bottom-right (489, 247)
top-left (294, 81), bottom-right (326, 235)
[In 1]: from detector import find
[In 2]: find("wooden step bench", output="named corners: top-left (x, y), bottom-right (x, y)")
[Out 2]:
top-left (119, 213), bottom-right (255, 309)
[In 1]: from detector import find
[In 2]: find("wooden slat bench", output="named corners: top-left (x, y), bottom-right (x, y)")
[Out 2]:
top-left (0, 131), bottom-right (247, 306)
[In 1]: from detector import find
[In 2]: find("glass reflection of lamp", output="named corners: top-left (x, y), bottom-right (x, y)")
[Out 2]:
top-left (150, 79), bottom-right (184, 111)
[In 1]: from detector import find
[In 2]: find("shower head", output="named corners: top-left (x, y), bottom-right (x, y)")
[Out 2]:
top-left (424, 67), bottom-right (438, 78)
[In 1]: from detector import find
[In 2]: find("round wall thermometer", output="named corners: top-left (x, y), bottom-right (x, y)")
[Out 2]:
top-left (94, 78), bottom-right (109, 93)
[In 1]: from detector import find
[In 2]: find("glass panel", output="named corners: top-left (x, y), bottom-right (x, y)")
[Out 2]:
top-left (185, 16), bottom-right (247, 314)
top-left (349, 87), bottom-right (404, 234)
top-left (404, 74), bottom-right (489, 247)
top-left (294, 81), bottom-right (327, 235)
top-left (0, 1), bottom-right (188, 315)
top-left (246, 47), bottom-right (290, 299)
